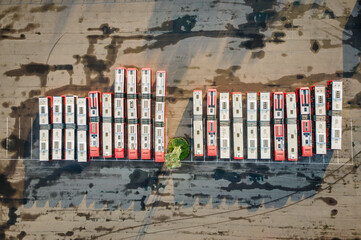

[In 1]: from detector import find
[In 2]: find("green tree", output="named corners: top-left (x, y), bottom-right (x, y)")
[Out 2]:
top-left (165, 146), bottom-right (182, 169)
top-left (165, 137), bottom-right (190, 169)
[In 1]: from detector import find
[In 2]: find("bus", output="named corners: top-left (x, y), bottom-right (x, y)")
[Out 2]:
top-left (102, 93), bottom-right (113, 158)
top-left (247, 92), bottom-right (258, 159)
top-left (219, 92), bottom-right (230, 159)
top-left (114, 67), bottom-right (126, 158)
top-left (285, 92), bottom-right (298, 161)
top-left (77, 97), bottom-right (88, 162)
top-left (207, 89), bottom-right (217, 157)
top-left (193, 90), bottom-right (204, 157)
top-left (259, 92), bottom-right (271, 160)
top-left (39, 96), bottom-right (52, 161)
top-left (65, 96), bottom-right (77, 160)
top-left (327, 80), bottom-right (343, 150)
top-left (155, 70), bottom-right (167, 162)
top-left (88, 91), bottom-right (101, 158)
top-left (52, 96), bottom-right (65, 160)
top-left (127, 68), bottom-right (139, 159)
top-left (296, 87), bottom-right (313, 157)
top-left (311, 86), bottom-right (327, 154)
top-left (272, 92), bottom-right (285, 161)
top-left (141, 68), bottom-right (152, 159)
top-left (232, 92), bottom-right (243, 160)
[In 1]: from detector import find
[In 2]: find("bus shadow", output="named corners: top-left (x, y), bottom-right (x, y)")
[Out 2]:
top-left (23, 115), bottom-right (333, 211)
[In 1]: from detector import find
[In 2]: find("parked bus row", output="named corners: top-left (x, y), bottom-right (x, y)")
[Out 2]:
top-left (192, 80), bottom-right (343, 161)
top-left (39, 68), bottom-right (167, 162)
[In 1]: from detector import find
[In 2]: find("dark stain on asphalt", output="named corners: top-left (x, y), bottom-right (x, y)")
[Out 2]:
top-left (311, 40), bottom-right (320, 53)
top-left (0, 34), bottom-right (25, 41)
top-left (21, 213), bottom-right (41, 221)
top-left (145, 200), bottom-right (175, 209)
top-left (28, 90), bottom-right (41, 98)
top-left (331, 209), bottom-right (338, 217)
top-left (2, 102), bottom-right (9, 108)
top-left (126, 169), bottom-right (161, 190)
top-left (33, 164), bottom-right (83, 190)
top-left (6, 207), bottom-right (18, 226)
top-left (30, 3), bottom-right (67, 13)
top-left (167, 87), bottom-right (193, 103)
top-left (0, 6), bottom-right (21, 20)
top-left (1, 134), bottom-right (26, 153)
top-left (77, 212), bottom-right (91, 220)
top-left (80, 55), bottom-right (110, 85)
top-left (4, 63), bottom-right (73, 87)
top-left (214, 169), bottom-right (242, 183)
top-left (17, 231), bottom-right (26, 240)
top-left (347, 91), bottom-right (361, 109)
top-left (251, 50), bottom-right (265, 59)
top-left (149, 15), bottom-right (197, 32)
top-left (95, 226), bottom-right (114, 232)
top-left (221, 179), bottom-right (320, 192)
top-left (122, 2), bottom-right (285, 54)
top-left (0, 23), bottom-right (40, 34)
top-left (316, 197), bottom-right (338, 206)
top-left (88, 23), bottom-right (119, 35)
top-left (57, 231), bottom-right (74, 237)
top-left (46, 84), bottom-right (91, 97)
top-left (0, 174), bottom-right (16, 197)
top-left (271, 31), bottom-right (285, 43)
top-left (284, 22), bottom-right (298, 29)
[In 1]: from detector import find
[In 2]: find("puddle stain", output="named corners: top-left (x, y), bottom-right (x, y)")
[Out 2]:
top-left (0, 34), bottom-right (25, 41)
top-left (347, 91), bottom-right (361, 109)
top-left (311, 39), bottom-right (342, 53)
top-left (0, 174), bottom-right (16, 198)
top-left (316, 197), bottom-right (338, 206)
top-left (57, 231), bottom-right (74, 237)
top-left (1, 134), bottom-right (27, 154)
top-left (125, 169), bottom-right (163, 191)
top-left (167, 86), bottom-right (193, 103)
top-left (0, 6), bottom-right (21, 20)
top-left (0, 23), bottom-right (40, 34)
top-left (31, 164), bottom-right (83, 191)
top-left (4, 63), bottom-right (73, 87)
top-left (2, 102), bottom-right (9, 108)
top-left (88, 24), bottom-right (119, 35)
top-left (331, 209), bottom-right (338, 217)
top-left (30, 4), bottom-right (67, 13)
top-left (251, 50), bottom-right (265, 59)
top-left (20, 213), bottom-right (41, 221)
top-left (94, 226), bottom-right (114, 232)
top-left (28, 90), bottom-right (41, 98)
top-left (17, 231), bottom-right (26, 240)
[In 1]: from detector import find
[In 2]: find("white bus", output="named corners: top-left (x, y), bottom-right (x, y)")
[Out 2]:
top-left (312, 86), bottom-right (327, 154)
top-left (285, 92), bottom-right (298, 161)
top-left (65, 96), bottom-right (77, 160)
top-left (219, 92), bottom-right (230, 159)
top-left (141, 68), bottom-right (152, 160)
top-left (155, 70), bottom-right (166, 162)
top-left (127, 68), bottom-right (139, 159)
top-left (327, 80), bottom-right (343, 150)
top-left (114, 67), bottom-right (126, 159)
top-left (259, 92), bottom-right (271, 160)
top-left (102, 93), bottom-right (113, 158)
top-left (273, 92), bottom-right (285, 161)
top-left (39, 97), bottom-right (52, 161)
top-left (232, 92), bottom-right (243, 160)
top-left (193, 90), bottom-right (204, 157)
top-left (247, 92), bottom-right (258, 159)
top-left (77, 97), bottom-right (88, 162)
top-left (52, 96), bottom-right (64, 160)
